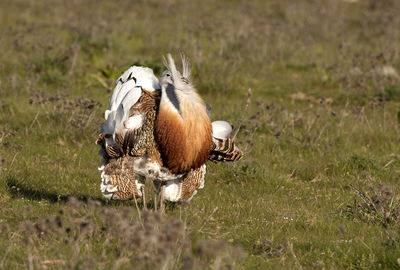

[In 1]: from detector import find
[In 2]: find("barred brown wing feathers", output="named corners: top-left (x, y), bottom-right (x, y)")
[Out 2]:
top-left (100, 156), bottom-right (144, 200)
top-left (122, 128), bottom-right (143, 156)
top-left (208, 137), bottom-right (243, 162)
top-left (106, 145), bottom-right (121, 158)
top-left (112, 89), bottom-right (161, 158)
top-left (96, 134), bottom-right (122, 159)
top-left (180, 168), bottom-right (204, 201)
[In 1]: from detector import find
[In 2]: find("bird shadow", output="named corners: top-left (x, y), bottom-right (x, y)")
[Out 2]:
top-left (5, 175), bottom-right (181, 211)
top-left (5, 175), bottom-right (108, 204)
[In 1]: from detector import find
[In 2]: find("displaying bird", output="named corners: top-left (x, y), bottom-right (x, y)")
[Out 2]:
top-left (96, 54), bottom-right (243, 204)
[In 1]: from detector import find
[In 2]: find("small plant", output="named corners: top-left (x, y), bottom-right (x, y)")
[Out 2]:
top-left (253, 238), bottom-right (286, 258)
top-left (345, 184), bottom-right (400, 227)
top-left (342, 155), bottom-right (377, 172)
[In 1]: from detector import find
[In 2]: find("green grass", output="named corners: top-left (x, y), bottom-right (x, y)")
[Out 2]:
top-left (1, 0), bottom-right (400, 269)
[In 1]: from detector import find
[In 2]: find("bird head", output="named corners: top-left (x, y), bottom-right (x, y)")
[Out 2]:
top-left (159, 54), bottom-right (202, 114)
top-left (159, 70), bottom-right (174, 89)
top-left (160, 54), bottom-right (193, 92)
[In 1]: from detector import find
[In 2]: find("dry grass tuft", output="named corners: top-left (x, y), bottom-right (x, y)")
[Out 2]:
top-left (0, 197), bottom-right (245, 270)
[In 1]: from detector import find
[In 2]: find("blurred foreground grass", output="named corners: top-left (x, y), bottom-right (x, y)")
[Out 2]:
top-left (1, 0), bottom-right (400, 269)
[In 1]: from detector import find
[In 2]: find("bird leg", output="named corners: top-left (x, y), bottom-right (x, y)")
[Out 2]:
top-left (141, 184), bottom-right (147, 210)
top-left (154, 192), bottom-right (157, 211)
top-left (160, 184), bottom-right (165, 214)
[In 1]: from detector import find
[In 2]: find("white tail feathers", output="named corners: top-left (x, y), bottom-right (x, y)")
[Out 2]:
top-left (212, 121), bottom-right (233, 139)
top-left (109, 66), bottom-right (159, 111)
top-left (111, 79), bottom-right (137, 111)
top-left (102, 66), bottom-right (159, 135)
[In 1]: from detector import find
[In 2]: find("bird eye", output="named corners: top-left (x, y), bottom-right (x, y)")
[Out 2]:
top-left (166, 73), bottom-right (170, 77)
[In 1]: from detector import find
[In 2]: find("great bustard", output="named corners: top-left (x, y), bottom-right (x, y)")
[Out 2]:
top-left (96, 54), bottom-right (243, 208)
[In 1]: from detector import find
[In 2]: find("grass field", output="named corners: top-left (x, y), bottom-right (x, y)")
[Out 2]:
top-left (1, 0), bottom-right (400, 269)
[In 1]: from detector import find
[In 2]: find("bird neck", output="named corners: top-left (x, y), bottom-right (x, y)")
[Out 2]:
top-left (156, 90), bottom-right (212, 174)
